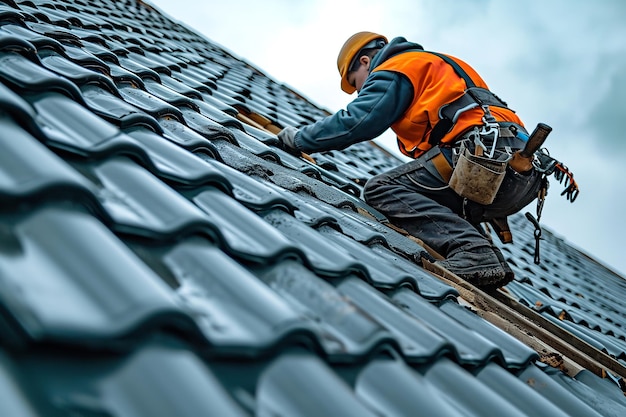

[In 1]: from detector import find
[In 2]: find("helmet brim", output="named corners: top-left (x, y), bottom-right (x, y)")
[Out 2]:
top-left (341, 77), bottom-right (357, 94)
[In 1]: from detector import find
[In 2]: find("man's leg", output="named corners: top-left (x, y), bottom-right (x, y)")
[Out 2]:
top-left (363, 149), bottom-right (507, 287)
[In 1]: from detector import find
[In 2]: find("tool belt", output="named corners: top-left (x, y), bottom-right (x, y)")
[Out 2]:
top-left (449, 123), bottom-right (528, 205)
top-left (433, 123), bottom-right (527, 184)
top-left (431, 121), bottom-right (578, 250)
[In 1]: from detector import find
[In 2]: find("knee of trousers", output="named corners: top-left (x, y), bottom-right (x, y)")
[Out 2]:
top-left (363, 173), bottom-right (389, 205)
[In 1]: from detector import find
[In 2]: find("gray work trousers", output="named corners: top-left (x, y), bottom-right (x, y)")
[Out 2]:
top-left (363, 146), bottom-right (543, 257)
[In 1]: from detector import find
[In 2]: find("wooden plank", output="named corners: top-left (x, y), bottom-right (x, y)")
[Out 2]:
top-left (421, 259), bottom-right (626, 387)
top-left (478, 308), bottom-right (585, 377)
top-left (489, 288), bottom-right (626, 377)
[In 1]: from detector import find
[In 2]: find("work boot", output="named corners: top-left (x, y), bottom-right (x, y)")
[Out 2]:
top-left (435, 246), bottom-right (506, 288)
top-left (491, 244), bottom-right (515, 286)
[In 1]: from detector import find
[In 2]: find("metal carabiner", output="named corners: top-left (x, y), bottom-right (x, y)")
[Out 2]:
top-left (479, 110), bottom-right (499, 158)
top-left (466, 127), bottom-right (486, 156)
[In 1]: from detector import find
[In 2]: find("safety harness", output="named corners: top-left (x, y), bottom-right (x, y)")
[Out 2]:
top-left (423, 51), bottom-right (579, 263)
top-left (425, 51), bottom-right (511, 147)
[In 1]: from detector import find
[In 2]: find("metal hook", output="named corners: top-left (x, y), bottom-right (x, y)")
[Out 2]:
top-left (525, 212), bottom-right (542, 264)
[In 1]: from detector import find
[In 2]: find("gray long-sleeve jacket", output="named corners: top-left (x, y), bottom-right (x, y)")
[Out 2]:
top-left (292, 37), bottom-right (423, 153)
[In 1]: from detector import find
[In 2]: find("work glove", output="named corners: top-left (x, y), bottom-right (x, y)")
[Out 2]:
top-left (277, 126), bottom-right (300, 155)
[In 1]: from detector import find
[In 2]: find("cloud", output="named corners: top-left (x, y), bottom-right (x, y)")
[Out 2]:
top-left (585, 62), bottom-right (626, 153)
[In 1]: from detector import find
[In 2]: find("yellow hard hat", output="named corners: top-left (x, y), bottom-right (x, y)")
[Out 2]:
top-left (337, 32), bottom-right (388, 94)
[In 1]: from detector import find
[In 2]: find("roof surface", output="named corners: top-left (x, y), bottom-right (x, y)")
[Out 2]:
top-left (0, 0), bottom-right (625, 416)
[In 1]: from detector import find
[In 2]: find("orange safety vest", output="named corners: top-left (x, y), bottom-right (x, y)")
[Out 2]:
top-left (373, 51), bottom-right (524, 158)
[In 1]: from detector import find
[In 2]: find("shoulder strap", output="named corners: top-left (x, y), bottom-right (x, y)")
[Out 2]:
top-left (418, 51), bottom-right (509, 145)
top-left (424, 51), bottom-right (477, 88)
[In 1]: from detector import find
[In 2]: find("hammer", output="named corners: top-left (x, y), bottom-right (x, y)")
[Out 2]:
top-left (509, 123), bottom-right (552, 173)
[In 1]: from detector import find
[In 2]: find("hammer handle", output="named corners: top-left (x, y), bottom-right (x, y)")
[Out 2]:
top-left (520, 123), bottom-right (552, 158)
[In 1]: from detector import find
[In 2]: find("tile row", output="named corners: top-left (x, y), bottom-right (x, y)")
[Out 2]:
top-left (1, 1), bottom-right (624, 416)
top-left (2, 340), bottom-right (622, 417)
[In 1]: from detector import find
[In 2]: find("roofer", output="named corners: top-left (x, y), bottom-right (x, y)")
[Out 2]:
top-left (277, 32), bottom-right (571, 288)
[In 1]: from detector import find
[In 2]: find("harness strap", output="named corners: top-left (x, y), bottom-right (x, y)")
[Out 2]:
top-left (432, 152), bottom-right (453, 183)
top-left (489, 217), bottom-right (513, 244)
top-left (422, 51), bottom-right (511, 146)
top-left (439, 88), bottom-right (508, 122)
top-left (426, 51), bottom-right (476, 87)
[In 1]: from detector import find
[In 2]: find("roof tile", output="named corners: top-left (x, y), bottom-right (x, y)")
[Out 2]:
top-left (0, 114), bottom-right (96, 208)
top-left (371, 245), bottom-right (458, 300)
top-left (40, 51), bottom-right (117, 91)
top-left (318, 226), bottom-right (419, 290)
top-left (86, 156), bottom-right (218, 240)
top-left (192, 188), bottom-right (304, 263)
top-left (393, 288), bottom-right (502, 365)
top-left (261, 209), bottom-right (369, 278)
top-left (439, 299), bottom-right (539, 368)
top-left (0, 206), bottom-right (189, 348)
top-left (257, 261), bottom-right (396, 359)
top-left (355, 358), bottom-right (463, 417)
top-left (80, 83), bottom-right (162, 132)
top-left (0, 0), bottom-right (624, 415)
top-left (338, 278), bottom-right (453, 362)
top-left (165, 240), bottom-right (303, 341)
top-left (518, 364), bottom-right (605, 417)
top-left (476, 362), bottom-right (572, 417)
top-left (257, 353), bottom-right (379, 417)
top-left (0, 50), bottom-right (83, 102)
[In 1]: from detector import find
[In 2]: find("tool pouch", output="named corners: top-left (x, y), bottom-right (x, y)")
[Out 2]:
top-left (449, 145), bottom-right (510, 205)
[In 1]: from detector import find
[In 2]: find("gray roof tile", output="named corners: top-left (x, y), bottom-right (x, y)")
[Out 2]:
top-left (257, 261), bottom-right (395, 360)
top-left (0, 114), bottom-right (96, 207)
top-left (476, 362), bottom-right (572, 417)
top-left (338, 278), bottom-right (452, 362)
top-left (0, 49), bottom-right (83, 102)
top-left (518, 364), bottom-right (606, 417)
top-left (0, 0), bottom-right (624, 415)
top-left (80, 83), bottom-right (162, 131)
top-left (393, 288), bottom-right (503, 366)
top-left (193, 189), bottom-right (304, 263)
top-left (261, 209), bottom-right (369, 279)
top-left (0, 206), bottom-right (189, 348)
top-left (163, 239), bottom-right (319, 354)
top-left (439, 299), bottom-right (539, 368)
top-left (257, 353), bottom-right (379, 417)
top-left (355, 358), bottom-right (465, 417)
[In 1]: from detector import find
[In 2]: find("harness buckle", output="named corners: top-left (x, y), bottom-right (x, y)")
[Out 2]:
top-left (478, 106), bottom-right (500, 158)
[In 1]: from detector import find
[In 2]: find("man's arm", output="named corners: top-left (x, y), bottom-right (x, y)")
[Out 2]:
top-left (291, 71), bottom-right (413, 153)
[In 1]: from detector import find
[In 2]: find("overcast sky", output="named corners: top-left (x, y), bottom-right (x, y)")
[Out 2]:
top-left (147, 0), bottom-right (626, 276)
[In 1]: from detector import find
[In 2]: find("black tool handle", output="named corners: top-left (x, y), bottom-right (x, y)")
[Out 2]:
top-left (520, 123), bottom-right (552, 158)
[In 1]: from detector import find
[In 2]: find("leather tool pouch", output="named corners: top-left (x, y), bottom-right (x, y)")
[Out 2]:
top-left (449, 145), bottom-right (510, 205)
